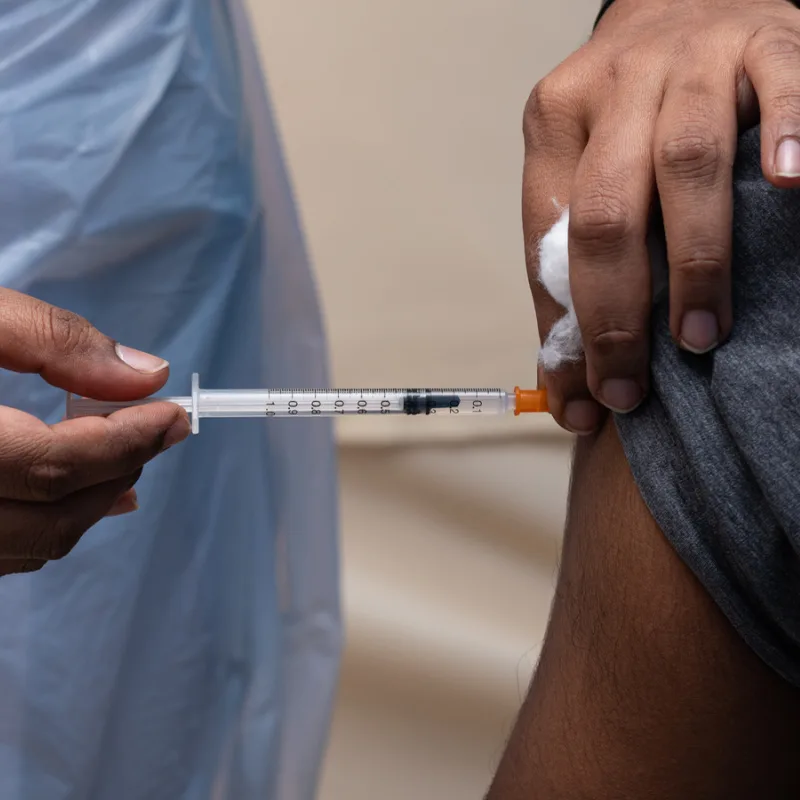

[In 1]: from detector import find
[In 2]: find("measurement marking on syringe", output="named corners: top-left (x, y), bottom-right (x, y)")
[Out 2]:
top-left (67, 375), bottom-right (548, 431)
top-left (257, 388), bottom-right (504, 394)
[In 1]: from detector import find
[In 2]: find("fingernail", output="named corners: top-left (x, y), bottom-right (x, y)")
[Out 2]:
top-left (106, 492), bottom-right (139, 517)
top-left (563, 399), bottom-right (602, 435)
top-left (598, 379), bottom-right (643, 413)
top-left (775, 137), bottom-right (800, 178)
top-left (115, 344), bottom-right (169, 374)
top-left (161, 413), bottom-right (191, 451)
top-left (679, 310), bottom-right (719, 354)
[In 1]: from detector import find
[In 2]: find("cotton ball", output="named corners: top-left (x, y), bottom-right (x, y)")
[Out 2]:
top-left (539, 309), bottom-right (582, 371)
top-left (538, 207), bottom-right (583, 369)
top-left (535, 205), bottom-right (670, 371)
top-left (538, 207), bottom-right (572, 310)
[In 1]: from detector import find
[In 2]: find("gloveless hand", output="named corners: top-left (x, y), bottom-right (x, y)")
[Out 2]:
top-left (524, 0), bottom-right (800, 432)
top-left (0, 288), bottom-right (190, 576)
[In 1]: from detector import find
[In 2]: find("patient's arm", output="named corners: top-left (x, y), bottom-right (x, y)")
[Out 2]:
top-left (487, 419), bottom-right (800, 799)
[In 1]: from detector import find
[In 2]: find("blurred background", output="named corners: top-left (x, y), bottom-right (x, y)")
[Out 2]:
top-left (245, 3), bottom-right (599, 798)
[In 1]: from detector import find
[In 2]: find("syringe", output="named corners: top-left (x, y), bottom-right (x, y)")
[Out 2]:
top-left (66, 374), bottom-right (549, 434)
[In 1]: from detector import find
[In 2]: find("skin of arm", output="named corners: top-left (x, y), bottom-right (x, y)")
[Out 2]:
top-left (486, 419), bottom-right (800, 799)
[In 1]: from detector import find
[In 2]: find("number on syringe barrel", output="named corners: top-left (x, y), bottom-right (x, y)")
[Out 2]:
top-left (472, 399), bottom-right (482, 414)
top-left (266, 402), bottom-right (276, 418)
top-left (288, 399), bottom-right (298, 416)
top-left (335, 399), bottom-right (345, 415)
top-left (311, 399), bottom-right (321, 416)
top-left (357, 399), bottom-right (368, 415)
top-left (381, 400), bottom-right (391, 415)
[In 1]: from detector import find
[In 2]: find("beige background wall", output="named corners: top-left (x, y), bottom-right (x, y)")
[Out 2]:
top-left (246, 2), bottom-right (597, 797)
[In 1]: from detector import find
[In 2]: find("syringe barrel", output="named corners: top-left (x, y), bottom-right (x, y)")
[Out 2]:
top-left (65, 376), bottom-right (528, 432)
top-left (197, 388), bottom-right (512, 417)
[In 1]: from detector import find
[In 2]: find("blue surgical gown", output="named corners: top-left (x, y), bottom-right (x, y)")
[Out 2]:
top-left (0, 2), bottom-right (341, 798)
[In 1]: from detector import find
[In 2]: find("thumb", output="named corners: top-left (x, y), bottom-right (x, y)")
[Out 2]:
top-left (0, 288), bottom-right (170, 401)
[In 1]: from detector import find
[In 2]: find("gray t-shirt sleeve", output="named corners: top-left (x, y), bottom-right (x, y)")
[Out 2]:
top-left (615, 126), bottom-right (800, 685)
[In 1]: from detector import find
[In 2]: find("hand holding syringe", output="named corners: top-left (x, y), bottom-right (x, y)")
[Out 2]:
top-left (67, 374), bottom-right (550, 434)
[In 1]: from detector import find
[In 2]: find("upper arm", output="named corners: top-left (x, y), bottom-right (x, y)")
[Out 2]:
top-left (487, 418), bottom-right (800, 799)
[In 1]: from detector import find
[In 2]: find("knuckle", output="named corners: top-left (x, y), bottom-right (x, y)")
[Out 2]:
top-left (42, 305), bottom-right (93, 357)
top-left (583, 323), bottom-right (646, 359)
top-left (770, 92), bottom-right (800, 119)
top-left (749, 25), bottom-right (800, 64)
top-left (658, 128), bottom-right (727, 183)
top-left (607, 50), bottom-right (640, 82)
top-left (523, 74), bottom-right (572, 142)
top-left (109, 424), bottom-right (142, 466)
top-left (114, 419), bottom-right (160, 470)
top-left (672, 243), bottom-right (729, 285)
top-left (570, 191), bottom-right (635, 251)
top-left (23, 449), bottom-right (74, 502)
